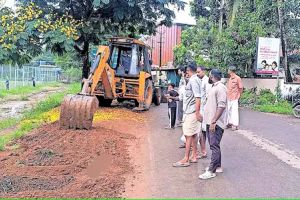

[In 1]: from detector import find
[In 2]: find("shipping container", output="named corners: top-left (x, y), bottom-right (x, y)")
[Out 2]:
top-left (144, 24), bottom-right (184, 68)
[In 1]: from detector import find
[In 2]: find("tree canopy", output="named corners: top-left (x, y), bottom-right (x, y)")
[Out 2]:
top-left (175, 0), bottom-right (300, 79)
top-left (0, 3), bottom-right (80, 66)
top-left (17, 0), bottom-right (185, 78)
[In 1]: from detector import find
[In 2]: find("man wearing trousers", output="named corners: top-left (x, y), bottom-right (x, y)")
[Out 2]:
top-left (199, 69), bottom-right (227, 180)
top-left (227, 65), bottom-right (243, 131)
top-left (165, 83), bottom-right (179, 129)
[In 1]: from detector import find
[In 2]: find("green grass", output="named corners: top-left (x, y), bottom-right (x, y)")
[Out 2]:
top-left (0, 82), bottom-right (81, 151)
top-left (67, 82), bottom-right (81, 94)
top-left (0, 118), bottom-right (20, 131)
top-left (0, 83), bottom-right (74, 132)
top-left (240, 89), bottom-right (293, 115)
top-left (0, 121), bottom-right (40, 151)
top-left (240, 89), bottom-right (257, 106)
top-left (255, 101), bottom-right (293, 115)
top-left (0, 82), bottom-right (62, 100)
top-left (20, 95), bottom-right (29, 101)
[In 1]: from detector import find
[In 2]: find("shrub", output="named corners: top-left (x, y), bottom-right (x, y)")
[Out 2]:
top-left (257, 89), bottom-right (277, 105)
top-left (240, 89), bottom-right (256, 106)
top-left (255, 101), bottom-right (293, 115)
top-left (63, 67), bottom-right (82, 83)
top-left (240, 88), bottom-right (293, 115)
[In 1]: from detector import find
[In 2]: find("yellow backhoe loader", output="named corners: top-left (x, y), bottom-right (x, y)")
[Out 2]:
top-left (59, 37), bottom-right (162, 129)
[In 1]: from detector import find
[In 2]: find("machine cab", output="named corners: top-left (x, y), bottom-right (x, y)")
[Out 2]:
top-left (108, 38), bottom-right (151, 77)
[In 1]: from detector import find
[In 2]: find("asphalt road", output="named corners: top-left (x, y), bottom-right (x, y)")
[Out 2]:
top-left (144, 104), bottom-right (300, 198)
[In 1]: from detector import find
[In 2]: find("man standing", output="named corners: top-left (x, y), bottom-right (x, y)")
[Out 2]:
top-left (199, 69), bottom-right (227, 180)
top-left (32, 77), bottom-right (36, 87)
top-left (173, 62), bottom-right (202, 167)
top-left (177, 66), bottom-right (187, 127)
top-left (5, 77), bottom-right (9, 90)
top-left (165, 83), bottom-right (179, 129)
top-left (227, 66), bottom-right (243, 131)
top-left (196, 66), bottom-right (212, 158)
top-left (170, 68), bottom-right (188, 148)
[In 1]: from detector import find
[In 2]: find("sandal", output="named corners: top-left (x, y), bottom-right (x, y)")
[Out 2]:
top-left (172, 161), bottom-right (190, 167)
top-left (189, 159), bottom-right (198, 163)
top-left (197, 154), bottom-right (208, 159)
top-left (189, 155), bottom-right (198, 163)
top-left (231, 126), bottom-right (238, 131)
top-left (226, 124), bottom-right (232, 129)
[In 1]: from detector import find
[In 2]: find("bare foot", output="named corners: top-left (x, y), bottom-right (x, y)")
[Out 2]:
top-left (189, 154), bottom-right (197, 162)
top-left (177, 158), bottom-right (189, 164)
top-left (231, 126), bottom-right (238, 131)
top-left (197, 153), bottom-right (208, 159)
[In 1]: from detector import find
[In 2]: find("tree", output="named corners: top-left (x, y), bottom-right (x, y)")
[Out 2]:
top-left (0, 6), bottom-right (42, 66)
top-left (18, 0), bottom-right (185, 78)
top-left (174, 18), bottom-right (217, 67)
top-left (285, 0), bottom-right (300, 51)
top-left (178, 0), bottom-right (300, 77)
top-left (33, 51), bottom-right (81, 69)
top-left (0, 3), bottom-right (80, 66)
top-left (190, 0), bottom-right (210, 18)
top-left (174, 12), bottom-right (266, 76)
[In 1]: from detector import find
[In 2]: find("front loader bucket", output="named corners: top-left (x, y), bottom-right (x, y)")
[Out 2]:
top-left (59, 94), bottom-right (99, 130)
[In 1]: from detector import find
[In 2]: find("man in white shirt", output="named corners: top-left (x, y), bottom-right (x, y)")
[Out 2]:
top-left (197, 66), bottom-right (212, 158)
top-left (177, 66), bottom-right (187, 127)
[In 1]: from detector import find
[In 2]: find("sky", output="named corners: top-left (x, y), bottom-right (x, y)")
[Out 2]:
top-left (3, 0), bottom-right (14, 8)
top-left (173, 0), bottom-right (196, 25)
top-left (3, 0), bottom-right (196, 25)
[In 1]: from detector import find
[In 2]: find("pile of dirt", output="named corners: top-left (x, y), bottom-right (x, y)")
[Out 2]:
top-left (0, 122), bottom-right (136, 198)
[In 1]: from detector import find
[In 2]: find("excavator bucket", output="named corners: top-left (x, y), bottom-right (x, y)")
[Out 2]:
top-left (59, 94), bottom-right (99, 130)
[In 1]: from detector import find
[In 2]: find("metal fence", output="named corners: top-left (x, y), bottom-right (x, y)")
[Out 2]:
top-left (0, 65), bottom-right (61, 89)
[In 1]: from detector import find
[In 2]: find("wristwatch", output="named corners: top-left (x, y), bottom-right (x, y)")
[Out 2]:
top-left (211, 121), bottom-right (216, 124)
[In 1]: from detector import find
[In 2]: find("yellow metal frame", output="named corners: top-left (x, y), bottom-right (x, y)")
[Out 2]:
top-left (90, 46), bottom-right (112, 97)
top-left (110, 37), bottom-right (151, 49)
top-left (88, 38), bottom-right (152, 105)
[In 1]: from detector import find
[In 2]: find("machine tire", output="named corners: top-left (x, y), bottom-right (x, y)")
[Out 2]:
top-left (96, 96), bottom-right (113, 107)
top-left (153, 87), bottom-right (161, 106)
top-left (161, 87), bottom-right (168, 103)
top-left (117, 98), bottom-right (126, 103)
top-left (144, 79), bottom-right (153, 109)
top-left (293, 104), bottom-right (300, 118)
top-left (134, 99), bottom-right (139, 107)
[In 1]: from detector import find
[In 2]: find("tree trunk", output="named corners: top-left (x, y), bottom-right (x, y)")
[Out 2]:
top-left (82, 41), bottom-right (90, 79)
top-left (219, 0), bottom-right (225, 33)
top-left (277, 0), bottom-right (292, 82)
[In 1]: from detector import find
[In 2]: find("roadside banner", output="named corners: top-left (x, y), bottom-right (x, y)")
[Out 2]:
top-left (256, 37), bottom-right (281, 75)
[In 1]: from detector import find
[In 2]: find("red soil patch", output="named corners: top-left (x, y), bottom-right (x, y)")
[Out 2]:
top-left (0, 121), bottom-right (135, 198)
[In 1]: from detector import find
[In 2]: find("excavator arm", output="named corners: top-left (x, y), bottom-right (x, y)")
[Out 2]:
top-left (80, 46), bottom-right (114, 99)
top-left (60, 45), bottom-right (114, 130)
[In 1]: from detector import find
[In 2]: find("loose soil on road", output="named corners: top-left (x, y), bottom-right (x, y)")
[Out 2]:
top-left (0, 107), bottom-right (150, 198)
top-left (1, 104), bottom-right (300, 198)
